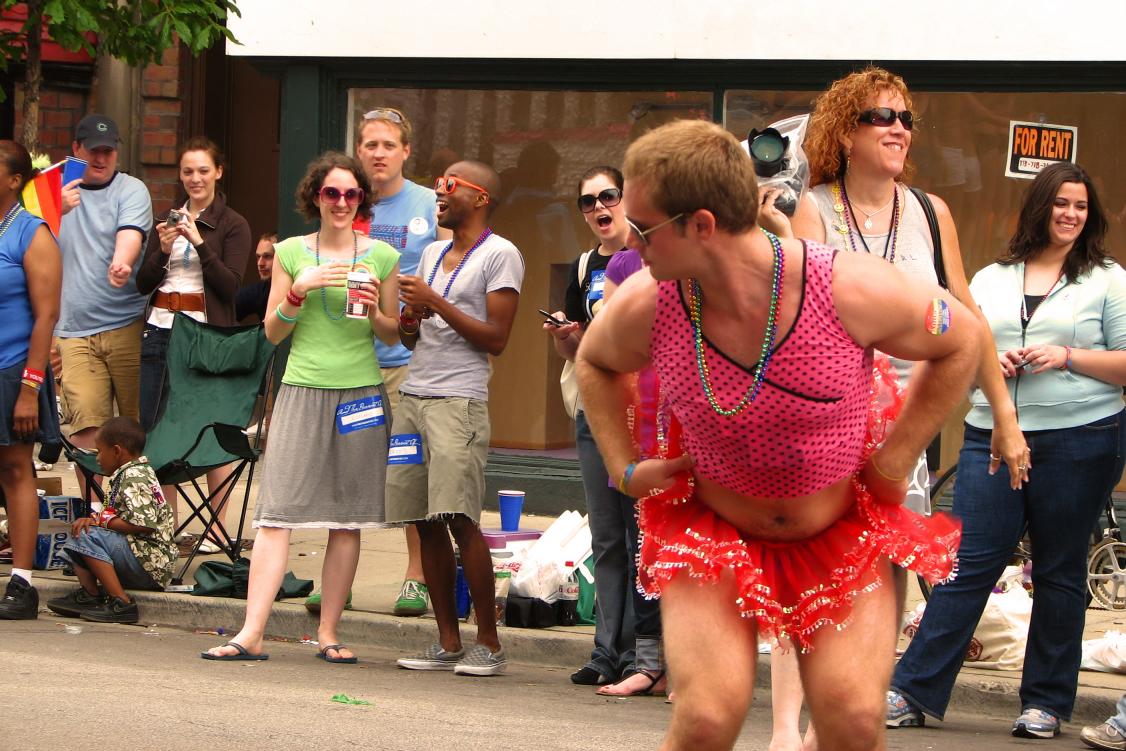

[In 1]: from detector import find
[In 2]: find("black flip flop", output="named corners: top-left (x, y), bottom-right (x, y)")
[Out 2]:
top-left (596, 669), bottom-right (666, 697)
top-left (316, 644), bottom-right (358, 664)
top-left (201, 641), bottom-right (269, 661)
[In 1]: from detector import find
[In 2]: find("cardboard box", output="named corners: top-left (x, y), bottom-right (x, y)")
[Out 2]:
top-left (35, 477), bottom-right (63, 497)
top-left (34, 496), bottom-right (82, 570)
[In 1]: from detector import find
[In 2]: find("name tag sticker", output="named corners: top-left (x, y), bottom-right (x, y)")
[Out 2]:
top-left (335, 395), bottom-right (386, 434)
top-left (388, 434), bottom-right (423, 464)
top-left (588, 270), bottom-right (606, 301)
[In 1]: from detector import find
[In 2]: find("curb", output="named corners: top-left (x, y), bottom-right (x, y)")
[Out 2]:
top-left (31, 580), bottom-right (1121, 725)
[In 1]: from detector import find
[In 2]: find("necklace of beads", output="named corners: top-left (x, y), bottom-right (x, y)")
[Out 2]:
top-left (688, 228), bottom-right (784, 417)
top-left (427, 228), bottom-right (492, 298)
top-left (0, 202), bottom-right (24, 241)
top-left (1021, 266), bottom-right (1064, 323)
top-left (831, 179), bottom-right (901, 265)
top-left (315, 229), bottom-right (359, 321)
top-left (181, 199), bottom-right (193, 269)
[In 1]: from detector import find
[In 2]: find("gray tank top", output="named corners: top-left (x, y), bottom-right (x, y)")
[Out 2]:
top-left (809, 182), bottom-right (938, 385)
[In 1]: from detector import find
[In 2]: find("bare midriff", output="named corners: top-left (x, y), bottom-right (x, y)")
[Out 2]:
top-left (693, 471), bottom-right (855, 542)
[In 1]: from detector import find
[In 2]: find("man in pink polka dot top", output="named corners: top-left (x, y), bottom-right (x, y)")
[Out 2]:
top-left (575, 120), bottom-right (982, 751)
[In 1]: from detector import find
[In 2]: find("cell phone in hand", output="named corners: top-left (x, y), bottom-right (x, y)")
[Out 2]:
top-left (1017, 358), bottom-right (1033, 369)
top-left (539, 309), bottom-right (571, 326)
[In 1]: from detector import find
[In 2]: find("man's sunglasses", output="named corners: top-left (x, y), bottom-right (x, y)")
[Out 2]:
top-left (318, 186), bottom-right (365, 206)
top-left (577, 188), bottom-right (623, 214)
top-left (857, 107), bottom-right (914, 131)
top-left (626, 214), bottom-right (684, 248)
top-left (435, 176), bottom-right (489, 196)
top-left (363, 109), bottom-right (404, 124)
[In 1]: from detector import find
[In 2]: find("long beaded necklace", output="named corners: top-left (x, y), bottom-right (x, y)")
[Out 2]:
top-left (0, 202), bottom-right (24, 241)
top-left (181, 199), bottom-right (193, 269)
top-left (315, 229), bottom-right (359, 321)
top-left (1021, 266), bottom-right (1064, 323)
top-left (427, 228), bottom-right (492, 297)
top-left (830, 180), bottom-right (902, 266)
top-left (688, 228), bottom-right (784, 417)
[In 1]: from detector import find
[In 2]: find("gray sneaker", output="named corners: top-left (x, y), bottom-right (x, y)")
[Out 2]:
top-left (1082, 722), bottom-right (1126, 750)
top-left (454, 644), bottom-right (508, 676)
top-left (396, 643), bottom-right (465, 671)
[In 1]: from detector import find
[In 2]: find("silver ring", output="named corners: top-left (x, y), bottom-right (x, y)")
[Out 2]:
top-left (990, 453), bottom-right (1002, 461)
top-left (1018, 464), bottom-right (1029, 471)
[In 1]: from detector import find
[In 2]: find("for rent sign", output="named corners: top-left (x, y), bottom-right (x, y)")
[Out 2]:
top-left (1006, 121), bottom-right (1078, 179)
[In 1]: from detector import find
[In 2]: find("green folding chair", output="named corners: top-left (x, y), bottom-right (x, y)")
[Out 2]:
top-left (63, 314), bottom-right (276, 584)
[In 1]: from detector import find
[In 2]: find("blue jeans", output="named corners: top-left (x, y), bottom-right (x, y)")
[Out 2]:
top-left (139, 324), bottom-right (171, 432)
top-left (63, 526), bottom-right (163, 591)
top-left (892, 412), bottom-right (1126, 721)
top-left (576, 410), bottom-right (662, 678)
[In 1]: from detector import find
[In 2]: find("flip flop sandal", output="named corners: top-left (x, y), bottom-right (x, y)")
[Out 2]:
top-left (316, 644), bottom-right (358, 664)
top-left (201, 641), bottom-right (269, 661)
top-left (597, 669), bottom-right (667, 697)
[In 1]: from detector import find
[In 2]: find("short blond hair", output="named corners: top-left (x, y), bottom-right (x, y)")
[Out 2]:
top-left (355, 107), bottom-right (412, 147)
top-left (623, 120), bottom-right (758, 234)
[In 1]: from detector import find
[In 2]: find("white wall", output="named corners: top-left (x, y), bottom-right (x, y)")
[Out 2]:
top-left (227, 0), bottom-right (1126, 62)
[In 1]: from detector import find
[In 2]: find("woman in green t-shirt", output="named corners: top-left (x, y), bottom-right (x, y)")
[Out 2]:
top-left (203, 152), bottom-right (400, 664)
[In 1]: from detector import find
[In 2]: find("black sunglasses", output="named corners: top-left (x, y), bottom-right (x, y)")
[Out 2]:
top-left (577, 188), bottom-right (623, 214)
top-left (857, 107), bottom-right (914, 131)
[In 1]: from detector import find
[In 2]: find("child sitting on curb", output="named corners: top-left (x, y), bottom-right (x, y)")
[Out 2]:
top-left (47, 417), bottom-right (177, 624)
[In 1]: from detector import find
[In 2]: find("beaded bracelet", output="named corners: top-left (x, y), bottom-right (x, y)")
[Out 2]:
top-left (1060, 346), bottom-right (1073, 370)
top-left (617, 461), bottom-right (638, 495)
top-left (276, 303), bottom-right (299, 323)
top-left (871, 457), bottom-right (907, 483)
top-left (286, 289), bottom-right (306, 307)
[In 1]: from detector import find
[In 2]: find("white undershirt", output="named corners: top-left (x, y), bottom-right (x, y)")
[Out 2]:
top-left (147, 231), bottom-right (207, 327)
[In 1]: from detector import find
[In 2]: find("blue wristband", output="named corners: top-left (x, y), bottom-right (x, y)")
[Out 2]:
top-left (276, 303), bottom-right (298, 323)
top-left (618, 461), bottom-right (638, 496)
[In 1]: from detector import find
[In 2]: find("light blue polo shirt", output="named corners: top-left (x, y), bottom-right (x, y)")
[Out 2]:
top-left (56, 171), bottom-right (153, 337)
top-left (367, 180), bottom-right (438, 368)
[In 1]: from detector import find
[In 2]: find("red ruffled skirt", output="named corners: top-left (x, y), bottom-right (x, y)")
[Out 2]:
top-left (631, 356), bottom-right (960, 652)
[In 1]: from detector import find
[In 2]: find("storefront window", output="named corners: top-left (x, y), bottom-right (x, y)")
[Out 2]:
top-left (347, 87), bottom-right (712, 448)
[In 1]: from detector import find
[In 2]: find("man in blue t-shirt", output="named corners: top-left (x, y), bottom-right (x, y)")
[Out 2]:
top-left (311, 108), bottom-right (447, 618)
top-left (56, 114), bottom-right (153, 491)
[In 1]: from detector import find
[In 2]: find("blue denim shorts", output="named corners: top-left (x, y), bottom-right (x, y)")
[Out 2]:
top-left (63, 526), bottom-right (162, 591)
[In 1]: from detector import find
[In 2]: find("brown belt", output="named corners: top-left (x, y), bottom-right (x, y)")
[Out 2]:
top-left (153, 290), bottom-right (205, 312)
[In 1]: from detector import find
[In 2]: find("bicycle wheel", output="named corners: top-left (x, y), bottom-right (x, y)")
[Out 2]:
top-left (1088, 536), bottom-right (1126, 610)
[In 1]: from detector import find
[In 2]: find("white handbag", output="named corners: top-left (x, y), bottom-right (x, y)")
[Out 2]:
top-left (559, 249), bottom-right (594, 419)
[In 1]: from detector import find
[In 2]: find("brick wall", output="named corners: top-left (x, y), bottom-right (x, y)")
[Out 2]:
top-left (139, 45), bottom-right (186, 215)
top-left (13, 87), bottom-right (88, 166)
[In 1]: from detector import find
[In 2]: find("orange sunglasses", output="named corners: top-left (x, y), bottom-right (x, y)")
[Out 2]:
top-left (435, 176), bottom-right (489, 196)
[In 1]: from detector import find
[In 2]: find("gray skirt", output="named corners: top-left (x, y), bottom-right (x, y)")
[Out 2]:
top-left (254, 383), bottom-right (391, 529)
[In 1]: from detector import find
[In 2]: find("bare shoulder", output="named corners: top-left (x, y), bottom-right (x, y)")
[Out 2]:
top-left (791, 192), bottom-right (827, 243)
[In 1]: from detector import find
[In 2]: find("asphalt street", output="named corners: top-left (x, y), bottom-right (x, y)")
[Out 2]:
top-left (0, 619), bottom-right (1090, 750)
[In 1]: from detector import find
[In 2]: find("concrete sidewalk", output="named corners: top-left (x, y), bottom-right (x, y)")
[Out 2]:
top-left (12, 459), bottom-right (1126, 725)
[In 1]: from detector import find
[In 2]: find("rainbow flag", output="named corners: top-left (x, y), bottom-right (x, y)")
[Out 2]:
top-left (20, 160), bottom-right (63, 236)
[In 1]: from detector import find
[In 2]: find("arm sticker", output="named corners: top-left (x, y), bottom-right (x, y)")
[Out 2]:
top-left (926, 298), bottom-right (951, 335)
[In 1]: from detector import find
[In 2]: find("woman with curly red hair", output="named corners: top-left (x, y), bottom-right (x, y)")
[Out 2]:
top-left (761, 66), bottom-right (1029, 749)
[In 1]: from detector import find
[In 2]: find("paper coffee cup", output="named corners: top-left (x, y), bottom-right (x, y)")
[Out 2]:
top-left (346, 271), bottom-right (371, 319)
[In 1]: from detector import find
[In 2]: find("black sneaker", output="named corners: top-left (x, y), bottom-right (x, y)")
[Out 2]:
top-left (0, 574), bottom-right (39, 620)
top-left (47, 587), bottom-right (108, 618)
top-left (80, 595), bottom-right (139, 624)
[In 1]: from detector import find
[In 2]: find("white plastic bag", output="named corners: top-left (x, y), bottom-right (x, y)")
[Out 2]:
top-left (509, 511), bottom-right (592, 602)
top-left (1082, 631), bottom-right (1126, 673)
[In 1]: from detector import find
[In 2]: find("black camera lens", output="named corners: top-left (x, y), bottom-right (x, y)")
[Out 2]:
top-left (749, 128), bottom-right (790, 178)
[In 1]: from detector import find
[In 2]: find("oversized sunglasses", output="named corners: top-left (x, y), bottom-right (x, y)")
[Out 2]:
top-left (857, 107), bottom-right (914, 131)
top-left (318, 186), bottom-right (365, 206)
top-left (577, 188), bottom-right (623, 214)
top-left (626, 214), bottom-right (684, 247)
top-left (363, 109), bottom-right (403, 124)
top-left (435, 176), bottom-right (489, 196)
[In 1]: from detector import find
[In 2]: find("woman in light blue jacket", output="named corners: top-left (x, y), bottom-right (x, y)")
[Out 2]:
top-left (888, 163), bottom-right (1126, 739)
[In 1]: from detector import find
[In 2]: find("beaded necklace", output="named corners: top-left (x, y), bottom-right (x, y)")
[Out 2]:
top-left (181, 199), bottom-right (193, 269)
top-left (688, 228), bottom-right (784, 417)
top-left (427, 228), bottom-right (492, 297)
top-left (0, 202), bottom-right (24, 241)
top-left (1021, 266), bottom-right (1064, 323)
top-left (830, 180), bottom-right (902, 265)
top-left (315, 229), bottom-right (359, 321)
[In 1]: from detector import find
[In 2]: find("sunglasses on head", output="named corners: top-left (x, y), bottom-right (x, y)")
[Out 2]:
top-left (318, 186), bottom-right (365, 206)
top-left (363, 109), bottom-right (403, 124)
top-left (626, 214), bottom-right (684, 248)
top-left (577, 188), bottom-right (623, 214)
top-left (435, 176), bottom-right (489, 197)
top-left (857, 107), bottom-right (914, 131)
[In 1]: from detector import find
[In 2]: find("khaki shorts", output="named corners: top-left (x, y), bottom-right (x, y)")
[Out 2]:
top-left (379, 364), bottom-right (409, 414)
top-left (57, 318), bottom-right (143, 433)
top-left (384, 394), bottom-right (490, 524)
